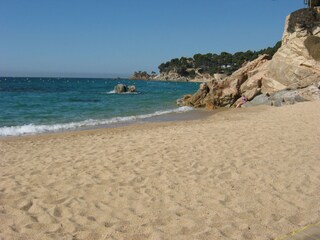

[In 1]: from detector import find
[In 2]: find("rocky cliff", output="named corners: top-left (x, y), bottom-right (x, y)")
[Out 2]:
top-left (153, 69), bottom-right (215, 82)
top-left (268, 8), bottom-right (320, 88)
top-left (178, 8), bottom-right (320, 109)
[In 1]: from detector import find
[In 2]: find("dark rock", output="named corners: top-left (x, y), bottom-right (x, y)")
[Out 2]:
top-left (243, 94), bottom-right (272, 107)
top-left (270, 85), bottom-right (320, 106)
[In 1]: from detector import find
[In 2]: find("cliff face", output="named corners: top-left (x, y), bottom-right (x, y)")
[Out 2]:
top-left (129, 70), bottom-right (212, 82)
top-left (178, 8), bottom-right (320, 109)
top-left (153, 71), bottom-right (190, 82)
top-left (268, 8), bottom-right (320, 88)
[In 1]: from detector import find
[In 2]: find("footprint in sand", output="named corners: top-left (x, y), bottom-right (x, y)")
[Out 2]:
top-left (19, 200), bottom-right (33, 212)
top-left (53, 206), bottom-right (62, 218)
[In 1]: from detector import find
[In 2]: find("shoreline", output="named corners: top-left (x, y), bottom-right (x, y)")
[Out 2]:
top-left (0, 108), bottom-right (223, 143)
top-left (0, 77), bottom-right (201, 138)
top-left (1, 102), bottom-right (320, 239)
top-left (0, 108), bottom-right (216, 139)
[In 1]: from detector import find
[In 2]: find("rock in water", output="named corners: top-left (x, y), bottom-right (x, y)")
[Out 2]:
top-left (114, 84), bottom-right (127, 93)
top-left (127, 85), bottom-right (136, 92)
top-left (113, 84), bottom-right (137, 93)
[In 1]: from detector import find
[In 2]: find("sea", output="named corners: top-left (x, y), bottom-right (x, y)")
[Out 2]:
top-left (0, 77), bottom-right (201, 137)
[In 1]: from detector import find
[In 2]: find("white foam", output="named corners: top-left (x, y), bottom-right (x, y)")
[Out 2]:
top-left (106, 90), bottom-right (116, 94)
top-left (105, 90), bottom-right (139, 95)
top-left (0, 106), bottom-right (194, 137)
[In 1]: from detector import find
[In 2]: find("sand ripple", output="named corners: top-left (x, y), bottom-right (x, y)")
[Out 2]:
top-left (1, 102), bottom-right (320, 239)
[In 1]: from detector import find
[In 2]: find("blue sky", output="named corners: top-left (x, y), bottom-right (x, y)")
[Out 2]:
top-left (0, 0), bottom-right (304, 77)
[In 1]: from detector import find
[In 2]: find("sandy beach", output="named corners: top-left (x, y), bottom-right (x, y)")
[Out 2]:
top-left (1, 102), bottom-right (320, 240)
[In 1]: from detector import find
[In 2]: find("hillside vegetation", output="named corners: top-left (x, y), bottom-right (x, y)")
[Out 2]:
top-left (158, 41), bottom-right (281, 77)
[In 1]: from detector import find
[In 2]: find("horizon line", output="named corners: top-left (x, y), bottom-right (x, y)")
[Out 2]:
top-left (0, 71), bottom-right (132, 79)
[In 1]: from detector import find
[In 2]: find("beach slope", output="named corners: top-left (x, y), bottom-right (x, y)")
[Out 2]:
top-left (1, 102), bottom-right (320, 240)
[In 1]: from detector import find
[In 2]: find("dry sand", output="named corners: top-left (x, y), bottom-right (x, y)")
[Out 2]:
top-left (1, 102), bottom-right (320, 240)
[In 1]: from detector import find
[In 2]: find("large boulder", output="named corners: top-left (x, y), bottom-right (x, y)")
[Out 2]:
top-left (268, 8), bottom-right (320, 89)
top-left (114, 84), bottom-right (137, 93)
top-left (243, 94), bottom-right (272, 107)
top-left (177, 83), bottom-right (209, 107)
top-left (177, 54), bottom-right (271, 109)
top-left (243, 83), bottom-right (320, 107)
top-left (270, 83), bottom-right (320, 106)
top-left (114, 84), bottom-right (127, 93)
top-left (127, 85), bottom-right (136, 93)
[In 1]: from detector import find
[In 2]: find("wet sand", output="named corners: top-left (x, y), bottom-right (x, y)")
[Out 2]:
top-left (1, 102), bottom-right (320, 240)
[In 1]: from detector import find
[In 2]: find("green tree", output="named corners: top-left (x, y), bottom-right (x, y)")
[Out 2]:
top-left (158, 41), bottom-right (281, 77)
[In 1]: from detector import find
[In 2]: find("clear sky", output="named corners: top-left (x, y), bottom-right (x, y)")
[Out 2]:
top-left (0, 0), bottom-right (304, 77)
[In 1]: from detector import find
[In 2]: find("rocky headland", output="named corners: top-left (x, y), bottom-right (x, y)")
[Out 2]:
top-left (130, 70), bottom-right (206, 82)
top-left (177, 8), bottom-right (320, 109)
top-left (130, 71), bottom-right (154, 80)
top-left (131, 42), bottom-right (280, 82)
top-left (152, 70), bottom-right (218, 82)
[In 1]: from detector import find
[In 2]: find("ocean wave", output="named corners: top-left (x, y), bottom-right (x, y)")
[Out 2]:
top-left (104, 90), bottom-right (140, 95)
top-left (0, 106), bottom-right (193, 137)
top-left (68, 98), bottom-right (101, 103)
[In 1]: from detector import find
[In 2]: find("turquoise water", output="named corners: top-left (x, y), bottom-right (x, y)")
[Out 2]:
top-left (0, 77), bottom-right (199, 136)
